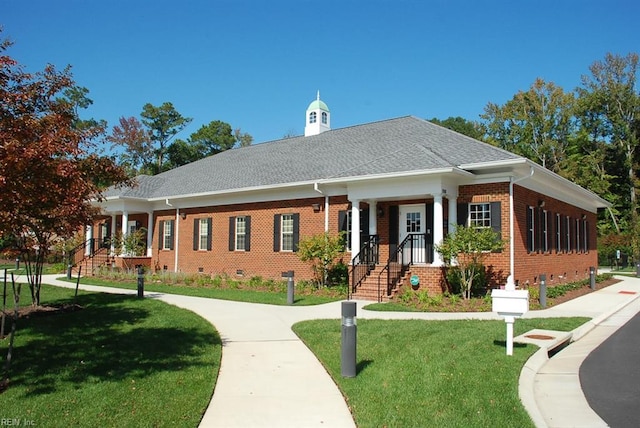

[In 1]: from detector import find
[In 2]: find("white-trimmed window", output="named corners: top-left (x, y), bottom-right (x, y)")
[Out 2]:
top-left (199, 218), bottom-right (209, 250)
top-left (309, 111), bottom-right (317, 124)
top-left (160, 219), bottom-right (174, 250)
top-left (469, 203), bottom-right (491, 228)
top-left (321, 111), bottom-right (328, 124)
top-left (235, 217), bottom-right (246, 251)
top-left (541, 210), bottom-right (549, 253)
top-left (565, 216), bottom-right (571, 253)
top-left (281, 214), bottom-right (294, 252)
top-left (555, 213), bottom-right (562, 253)
top-left (576, 218), bottom-right (581, 253)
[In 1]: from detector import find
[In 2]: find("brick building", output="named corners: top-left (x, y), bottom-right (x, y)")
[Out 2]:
top-left (85, 95), bottom-right (609, 300)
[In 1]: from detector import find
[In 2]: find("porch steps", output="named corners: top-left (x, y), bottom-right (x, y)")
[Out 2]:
top-left (351, 265), bottom-right (410, 302)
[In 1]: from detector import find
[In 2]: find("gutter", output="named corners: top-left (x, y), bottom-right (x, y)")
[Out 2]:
top-left (166, 199), bottom-right (179, 273)
top-left (510, 167), bottom-right (534, 279)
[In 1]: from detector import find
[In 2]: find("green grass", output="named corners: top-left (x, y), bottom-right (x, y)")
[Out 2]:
top-left (61, 276), bottom-right (344, 306)
top-left (0, 284), bottom-right (221, 427)
top-left (293, 317), bottom-right (588, 428)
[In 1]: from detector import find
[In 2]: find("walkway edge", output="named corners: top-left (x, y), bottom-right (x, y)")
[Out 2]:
top-left (519, 286), bottom-right (640, 428)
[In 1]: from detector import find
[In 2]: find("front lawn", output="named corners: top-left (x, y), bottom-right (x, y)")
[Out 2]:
top-left (62, 271), bottom-right (346, 305)
top-left (293, 317), bottom-right (588, 428)
top-left (0, 284), bottom-right (221, 427)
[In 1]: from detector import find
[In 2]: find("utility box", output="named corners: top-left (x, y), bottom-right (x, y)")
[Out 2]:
top-left (491, 289), bottom-right (529, 318)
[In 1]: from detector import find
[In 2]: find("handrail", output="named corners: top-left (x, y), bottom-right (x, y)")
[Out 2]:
top-left (377, 233), bottom-right (430, 300)
top-left (349, 235), bottom-right (379, 298)
top-left (68, 238), bottom-right (98, 267)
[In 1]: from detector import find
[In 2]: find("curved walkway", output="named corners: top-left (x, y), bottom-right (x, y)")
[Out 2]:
top-left (39, 274), bottom-right (640, 427)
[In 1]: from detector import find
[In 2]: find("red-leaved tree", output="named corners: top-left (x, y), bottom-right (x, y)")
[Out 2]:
top-left (0, 36), bottom-right (130, 306)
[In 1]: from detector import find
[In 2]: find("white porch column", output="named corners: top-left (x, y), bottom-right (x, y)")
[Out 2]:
top-left (448, 192), bottom-right (458, 236)
top-left (121, 211), bottom-right (128, 255)
top-left (84, 225), bottom-right (92, 256)
top-left (146, 211), bottom-right (154, 257)
top-left (368, 200), bottom-right (377, 236)
top-left (350, 199), bottom-right (360, 261)
top-left (110, 214), bottom-right (117, 254)
top-left (432, 194), bottom-right (444, 266)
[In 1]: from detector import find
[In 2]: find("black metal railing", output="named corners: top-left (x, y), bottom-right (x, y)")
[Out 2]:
top-left (378, 233), bottom-right (432, 300)
top-left (350, 235), bottom-right (379, 298)
top-left (68, 238), bottom-right (100, 267)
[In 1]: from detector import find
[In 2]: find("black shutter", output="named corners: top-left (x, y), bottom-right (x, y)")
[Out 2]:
top-left (360, 208), bottom-right (369, 242)
top-left (168, 220), bottom-right (174, 250)
top-left (526, 207), bottom-right (533, 253)
top-left (228, 217), bottom-right (235, 251)
top-left (245, 216), bottom-right (251, 251)
top-left (490, 202), bottom-right (501, 237)
top-left (273, 214), bottom-right (281, 252)
top-left (425, 202), bottom-right (434, 246)
top-left (338, 210), bottom-right (348, 248)
top-left (389, 205), bottom-right (399, 255)
top-left (292, 213), bottom-right (300, 252)
top-left (206, 218), bottom-right (212, 251)
top-left (457, 203), bottom-right (468, 227)
top-left (193, 218), bottom-right (199, 250)
top-left (158, 220), bottom-right (164, 250)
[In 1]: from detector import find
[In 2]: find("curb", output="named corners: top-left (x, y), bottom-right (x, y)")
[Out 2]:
top-left (519, 290), bottom-right (640, 428)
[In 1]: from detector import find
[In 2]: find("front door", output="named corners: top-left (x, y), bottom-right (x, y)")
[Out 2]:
top-left (399, 204), bottom-right (426, 264)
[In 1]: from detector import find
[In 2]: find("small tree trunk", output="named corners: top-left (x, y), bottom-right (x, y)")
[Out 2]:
top-left (2, 274), bottom-right (21, 390)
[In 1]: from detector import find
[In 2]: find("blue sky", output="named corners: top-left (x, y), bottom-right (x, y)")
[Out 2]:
top-left (4, 0), bottom-right (639, 145)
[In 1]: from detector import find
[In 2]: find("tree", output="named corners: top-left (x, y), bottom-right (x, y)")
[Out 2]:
top-left (107, 116), bottom-right (153, 175)
top-left (429, 116), bottom-right (484, 140)
top-left (189, 120), bottom-right (236, 154)
top-left (140, 102), bottom-right (192, 173)
top-left (0, 36), bottom-right (130, 306)
top-left (234, 128), bottom-right (253, 147)
top-left (481, 78), bottom-right (575, 173)
top-left (435, 226), bottom-right (504, 299)
top-left (297, 232), bottom-right (346, 287)
top-left (576, 53), bottom-right (640, 249)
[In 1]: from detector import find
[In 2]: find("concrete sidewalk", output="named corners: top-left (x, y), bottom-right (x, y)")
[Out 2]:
top-left (39, 274), bottom-right (640, 427)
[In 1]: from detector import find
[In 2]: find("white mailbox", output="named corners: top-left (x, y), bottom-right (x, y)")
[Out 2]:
top-left (492, 276), bottom-right (530, 356)
top-left (491, 289), bottom-right (529, 317)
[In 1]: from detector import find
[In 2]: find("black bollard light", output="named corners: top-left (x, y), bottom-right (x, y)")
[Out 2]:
top-left (282, 271), bottom-right (295, 305)
top-left (67, 263), bottom-right (72, 280)
top-left (590, 266), bottom-right (596, 290)
top-left (539, 274), bottom-right (547, 309)
top-left (341, 301), bottom-right (357, 378)
top-left (137, 265), bottom-right (144, 298)
top-left (15, 258), bottom-right (19, 270)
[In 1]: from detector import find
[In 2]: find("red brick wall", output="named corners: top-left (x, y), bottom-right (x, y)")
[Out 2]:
top-left (153, 196), bottom-right (350, 281)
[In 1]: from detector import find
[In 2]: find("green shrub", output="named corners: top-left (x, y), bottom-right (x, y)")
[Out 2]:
top-left (445, 263), bottom-right (487, 297)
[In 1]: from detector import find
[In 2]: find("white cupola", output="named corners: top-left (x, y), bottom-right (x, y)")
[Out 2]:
top-left (304, 91), bottom-right (330, 136)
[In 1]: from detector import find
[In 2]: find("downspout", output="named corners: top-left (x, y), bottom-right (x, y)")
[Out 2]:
top-left (510, 167), bottom-right (534, 280)
top-left (314, 183), bottom-right (329, 232)
top-left (166, 199), bottom-right (179, 273)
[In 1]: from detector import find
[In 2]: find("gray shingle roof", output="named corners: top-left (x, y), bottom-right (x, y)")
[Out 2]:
top-left (106, 116), bottom-right (521, 200)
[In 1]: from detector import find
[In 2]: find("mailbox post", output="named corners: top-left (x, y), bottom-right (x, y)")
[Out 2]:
top-left (491, 276), bottom-right (529, 356)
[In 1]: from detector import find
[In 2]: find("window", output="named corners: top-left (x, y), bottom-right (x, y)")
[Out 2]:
top-left (309, 111), bottom-right (317, 124)
top-left (159, 219), bottom-right (174, 250)
top-left (583, 219), bottom-right (589, 252)
top-left (339, 210), bottom-right (353, 251)
top-left (469, 203), bottom-right (491, 228)
top-left (281, 215), bottom-right (294, 252)
top-left (565, 216), bottom-right (571, 253)
top-left (194, 218), bottom-right (212, 251)
top-left (576, 218), bottom-right (581, 253)
top-left (236, 217), bottom-right (246, 251)
top-left (321, 111), bottom-right (327, 124)
top-left (555, 213), bottom-right (562, 253)
top-left (526, 206), bottom-right (535, 253)
top-left (228, 216), bottom-right (251, 251)
top-left (541, 210), bottom-right (549, 253)
top-left (274, 213), bottom-right (299, 252)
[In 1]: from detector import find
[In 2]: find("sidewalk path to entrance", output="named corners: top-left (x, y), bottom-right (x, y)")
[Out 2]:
top-left (39, 274), bottom-right (640, 428)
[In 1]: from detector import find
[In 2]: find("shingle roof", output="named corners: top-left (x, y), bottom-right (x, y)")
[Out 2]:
top-left (106, 116), bottom-right (521, 200)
